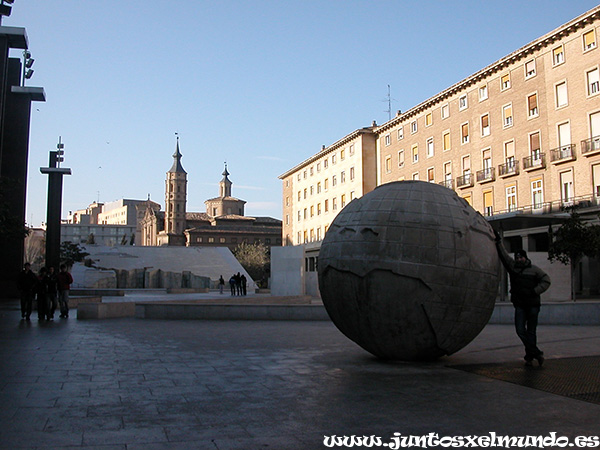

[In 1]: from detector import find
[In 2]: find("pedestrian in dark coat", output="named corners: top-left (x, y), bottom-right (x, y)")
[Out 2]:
top-left (17, 263), bottom-right (37, 320)
top-left (495, 235), bottom-right (551, 366)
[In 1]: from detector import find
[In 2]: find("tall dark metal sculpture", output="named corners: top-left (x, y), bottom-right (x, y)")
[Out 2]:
top-left (40, 138), bottom-right (71, 270)
top-left (0, 4), bottom-right (46, 298)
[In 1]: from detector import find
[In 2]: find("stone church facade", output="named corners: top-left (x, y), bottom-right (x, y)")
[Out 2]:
top-left (139, 139), bottom-right (282, 250)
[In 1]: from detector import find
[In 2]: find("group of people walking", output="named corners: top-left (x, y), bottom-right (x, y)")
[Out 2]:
top-left (17, 263), bottom-right (73, 321)
top-left (219, 272), bottom-right (247, 296)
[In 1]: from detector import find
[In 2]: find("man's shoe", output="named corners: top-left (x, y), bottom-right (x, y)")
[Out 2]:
top-left (536, 355), bottom-right (545, 367)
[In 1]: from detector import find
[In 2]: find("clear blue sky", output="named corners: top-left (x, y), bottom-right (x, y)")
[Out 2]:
top-left (6, 0), bottom-right (600, 226)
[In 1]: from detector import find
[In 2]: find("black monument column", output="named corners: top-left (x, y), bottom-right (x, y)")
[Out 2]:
top-left (40, 139), bottom-right (71, 270)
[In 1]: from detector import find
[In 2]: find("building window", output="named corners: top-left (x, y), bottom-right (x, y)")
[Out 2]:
top-left (310, 166), bottom-right (314, 176)
top-left (316, 228), bottom-right (321, 241)
top-left (298, 210), bottom-right (301, 221)
top-left (350, 167), bottom-right (355, 181)
top-left (324, 178), bottom-right (329, 190)
top-left (397, 126), bottom-right (404, 140)
top-left (350, 191), bottom-right (355, 200)
top-left (341, 194), bottom-right (346, 208)
top-left (316, 162), bottom-right (321, 172)
top-left (443, 162), bottom-right (452, 188)
top-left (286, 196), bottom-right (290, 207)
top-left (443, 131), bottom-right (451, 151)
top-left (557, 121), bottom-right (571, 151)
top-left (583, 30), bottom-right (597, 51)
top-left (332, 197), bottom-right (337, 210)
top-left (461, 122), bottom-right (469, 144)
top-left (530, 131), bottom-right (542, 162)
top-left (303, 188), bottom-right (307, 199)
top-left (426, 138), bottom-right (434, 157)
top-left (324, 158), bottom-right (328, 169)
top-left (285, 214), bottom-right (289, 225)
top-left (479, 85), bottom-right (488, 101)
top-left (297, 173), bottom-right (301, 182)
top-left (398, 150), bottom-right (405, 167)
top-left (425, 112), bottom-right (433, 127)
top-left (340, 149), bottom-right (345, 160)
top-left (208, 237), bottom-right (215, 243)
top-left (385, 156), bottom-right (392, 173)
top-left (553, 45), bottom-right (565, 65)
top-left (340, 171), bottom-right (346, 183)
top-left (441, 104), bottom-right (449, 119)
top-left (303, 170), bottom-right (307, 179)
top-left (384, 134), bottom-right (391, 146)
top-left (427, 167), bottom-right (434, 183)
top-left (317, 203), bottom-right (321, 215)
top-left (459, 94), bottom-right (468, 110)
top-left (412, 144), bottom-right (418, 163)
top-left (524, 59), bottom-right (536, 78)
top-left (317, 182), bottom-right (321, 194)
top-left (310, 205), bottom-right (314, 217)
top-left (332, 175), bottom-right (337, 187)
top-left (219, 237), bottom-right (226, 243)
top-left (411, 120), bottom-right (418, 134)
top-left (502, 104), bottom-right (513, 128)
top-left (532, 179), bottom-right (543, 209)
top-left (481, 114), bottom-right (490, 137)
top-left (412, 172), bottom-right (419, 181)
top-left (349, 144), bottom-right (355, 155)
top-left (324, 199), bottom-right (329, 212)
top-left (555, 81), bottom-right (568, 108)
top-left (483, 190), bottom-right (493, 216)
top-left (587, 68), bottom-right (599, 96)
top-left (560, 170), bottom-right (574, 204)
top-left (527, 93), bottom-right (538, 118)
top-left (332, 154), bottom-right (337, 164)
top-left (310, 185), bottom-right (314, 196)
top-left (501, 73), bottom-right (511, 90)
top-left (506, 185), bottom-right (517, 212)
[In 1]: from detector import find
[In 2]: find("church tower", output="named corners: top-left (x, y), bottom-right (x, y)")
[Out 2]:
top-left (219, 164), bottom-right (232, 197)
top-left (165, 136), bottom-right (187, 237)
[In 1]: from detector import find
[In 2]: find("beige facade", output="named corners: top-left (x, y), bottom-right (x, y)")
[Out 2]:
top-left (279, 127), bottom-right (377, 246)
top-left (377, 6), bottom-right (600, 216)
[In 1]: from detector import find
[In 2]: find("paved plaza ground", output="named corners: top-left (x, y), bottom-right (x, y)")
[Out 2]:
top-left (0, 301), bottom-right (599, 450)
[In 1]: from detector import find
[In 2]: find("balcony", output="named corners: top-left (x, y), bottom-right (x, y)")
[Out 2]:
top-left (523, 153), bottom-right (546, 171)
top-left (476, 167), bottom-right (495, 183)
top-left (498, 160), bottom-right (519, 178)
top-left (581, 136), bottom-right (600, 156)
top-left (439, 179), bottom-right (454, 190)
top-left (456, 173), bottom-right (474, 189)
top-left (550, 144), bottom-right (576, 164)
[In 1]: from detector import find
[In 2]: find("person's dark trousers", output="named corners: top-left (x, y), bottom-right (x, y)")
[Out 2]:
top-left (515, 306), bottom-right (542, 360)
top-left (20, 292), bottom-right (33, 319)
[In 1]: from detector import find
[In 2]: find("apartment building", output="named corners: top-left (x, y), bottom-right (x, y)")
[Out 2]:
top-left (274, 5), bottom-right (600, 298)
top-left (279, 126), bottom-right (377, 247)
top-left (377, 6), bottom-right (600, 219)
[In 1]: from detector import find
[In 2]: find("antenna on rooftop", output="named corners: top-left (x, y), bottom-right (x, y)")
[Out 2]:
top-left (383, 85), bottom-right (394, 121)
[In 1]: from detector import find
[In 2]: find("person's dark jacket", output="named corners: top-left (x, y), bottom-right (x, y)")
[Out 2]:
top-left (496, 243), bottom-right (551, 307)
top-left (17, 269), bottom-right (38, 293)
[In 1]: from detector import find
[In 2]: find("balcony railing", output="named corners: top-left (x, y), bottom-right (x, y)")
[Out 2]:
top-left (456, 173), bottom-right (473, 188)
top-left (439, 178), bottom-right (454, 190)
top-left (476, 167), bottom-right (495, 183)
top-left (523, 153), bottom-right (546, 170)
top-left (498, 160), bottom-right (519, 177)
top-left (581, 136), bottom-right (600, 155)
top-left (550, 144), bottom-right (576, 162)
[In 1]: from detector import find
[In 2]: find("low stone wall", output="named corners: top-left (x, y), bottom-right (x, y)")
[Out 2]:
top-left (77, 302), bottom-right (136, 320)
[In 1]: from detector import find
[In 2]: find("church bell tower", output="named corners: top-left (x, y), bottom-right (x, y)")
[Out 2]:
top-left (165, 136), bottom-right (187, 237)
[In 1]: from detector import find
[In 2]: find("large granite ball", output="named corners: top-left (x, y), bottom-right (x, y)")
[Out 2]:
top-left (318, 181), bottom-right (500, 360)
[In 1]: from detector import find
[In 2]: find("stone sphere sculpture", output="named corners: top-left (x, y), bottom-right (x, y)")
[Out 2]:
top-left (318, 181), bottom-right (500, 360)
